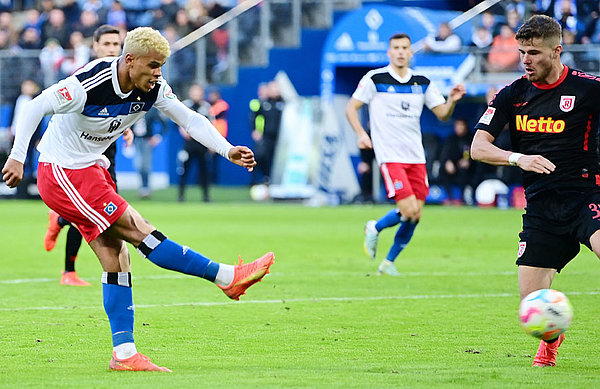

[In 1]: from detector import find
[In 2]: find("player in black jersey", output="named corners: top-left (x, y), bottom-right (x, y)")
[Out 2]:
top-left (472, 15), bottom-right (600, 367)
top-left (43, 25), bottom-right (134, 286)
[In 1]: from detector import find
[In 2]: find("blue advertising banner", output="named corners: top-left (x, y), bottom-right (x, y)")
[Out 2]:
top-left (320, 5), bottom-right (475, 100)
top-left (316, 5), bottom-right (482, 204)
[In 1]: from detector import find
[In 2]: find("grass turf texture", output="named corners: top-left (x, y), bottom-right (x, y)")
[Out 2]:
top-left (1, 197), bottom-right (600, 388)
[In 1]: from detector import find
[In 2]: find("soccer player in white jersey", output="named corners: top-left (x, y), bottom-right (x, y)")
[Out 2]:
top-left (2, 27), bottom-right (274, 372)
top-left (346, 33), bottom-right (466, 275)
top-left (43, 24), bottom-right (135, 287)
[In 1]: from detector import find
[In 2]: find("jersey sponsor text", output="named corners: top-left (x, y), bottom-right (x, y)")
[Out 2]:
top-left (515, 115), bottom-right (565, 133)
top-left (80, 131), bottom-right (117, 142)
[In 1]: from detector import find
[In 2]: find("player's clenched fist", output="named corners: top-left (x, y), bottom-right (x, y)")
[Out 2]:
top-left (1, 158), bottom-right (23, 188)
top-left (228, 146), bottom-right (256, 172)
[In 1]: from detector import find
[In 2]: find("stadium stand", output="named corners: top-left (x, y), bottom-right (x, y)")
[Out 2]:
top-left (1, 0), bottom-right (599, 204)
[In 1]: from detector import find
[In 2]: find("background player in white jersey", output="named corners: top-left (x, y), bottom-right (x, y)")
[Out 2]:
top-left (2, 27), bottom-right (274, 372)
top-left (346, 33), bottom-right (466, 275)
top-left (43, 24), bottom-right (134, 286)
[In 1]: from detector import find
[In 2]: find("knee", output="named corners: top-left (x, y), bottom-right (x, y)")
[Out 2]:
top-left (401, 206), bottom-right (421, 221)
top-left (590, 230), bottom-right (600, 256)
top-left (114, 208), bottom-right (155, 246)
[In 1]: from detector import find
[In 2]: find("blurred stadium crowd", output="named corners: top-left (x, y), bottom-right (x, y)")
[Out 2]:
top-left (0, 0), bottom-right (247, 103)
top-left (1, 0), bottom-right (600, 206)
top-left (422, 0), bottom-right (600, 75)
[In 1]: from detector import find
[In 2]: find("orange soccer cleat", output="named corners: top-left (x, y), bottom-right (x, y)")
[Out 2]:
top-left (533, 333), bottom-right (565, 367)
top-left (109, 352), bottom-right (172, 372)
top-left (219, 252), bottom-right (274, 300)
top-left (44, 210), bottom-right (63, 251)
top-left (60, 271), bottom-right (91, 286)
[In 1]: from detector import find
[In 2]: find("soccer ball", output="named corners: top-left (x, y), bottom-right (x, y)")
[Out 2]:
top-left (249, 184), bottom-right (270, 201)
top-left (519, 289), bottom-right (573, 341)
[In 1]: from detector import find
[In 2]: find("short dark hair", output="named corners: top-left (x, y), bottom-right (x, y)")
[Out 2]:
top-left (389, 33), bottom-right (411, 43)
top-left (515, 15), bottom-right (561, 45)
top-left (93, 24), bottom-right (120, 43)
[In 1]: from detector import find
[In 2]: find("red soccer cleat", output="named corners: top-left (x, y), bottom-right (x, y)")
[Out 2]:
top-left (533, 333), bottom-right (565, 367)
top-left (219, 252), bottom-right (274, 300)
top-left (60, 271), bottom-right (91, 286)
top-left (44, 210), bottom-right (63, 251)
top-left (109, 352), bottom-right (172, 372)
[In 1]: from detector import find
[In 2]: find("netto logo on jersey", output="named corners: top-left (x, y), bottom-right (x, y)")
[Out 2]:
top-left (516, 115), bottom-right (565, 133)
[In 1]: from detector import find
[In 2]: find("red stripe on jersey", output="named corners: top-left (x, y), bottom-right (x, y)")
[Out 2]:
top-left (532, 65), bottom-right (569, 90)
top-left (584, 114), bottom-right (592, 151)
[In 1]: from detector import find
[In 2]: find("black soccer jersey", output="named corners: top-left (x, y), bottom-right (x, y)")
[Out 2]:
top-left (475, 66), bottom-right (600, 197)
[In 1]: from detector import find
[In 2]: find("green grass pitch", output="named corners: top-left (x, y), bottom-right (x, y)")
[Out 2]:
top-left (1, 196), bottom-right (600, 388)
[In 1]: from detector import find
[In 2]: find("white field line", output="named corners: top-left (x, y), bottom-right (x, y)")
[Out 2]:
top-left (0, 271), bottom-right (519, 285)
top-left (5, 269), bottom-right (600, 284)
top-left (1, 291), bottom-right (599, 312)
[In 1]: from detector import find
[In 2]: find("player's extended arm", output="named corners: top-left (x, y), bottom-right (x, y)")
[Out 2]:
top-left (430, 83), bottom-right (466, 121)
top-left (161, 98), bottom-right (256, 172)
top-left (1, 94), bottom-right (54, 188)
top-left (345, 97), bottom-right (372, 149)
top-left (471, 129), bottom-right (555, 174)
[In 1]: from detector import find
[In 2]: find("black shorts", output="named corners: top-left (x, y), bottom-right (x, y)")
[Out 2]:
top-left (516, 189), bottom-right (600, 271)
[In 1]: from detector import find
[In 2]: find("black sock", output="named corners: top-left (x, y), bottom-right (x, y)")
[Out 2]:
top-left (57, 216), bottom-right (72, 228)
top-left (65, 227), bottom-right (83, 272)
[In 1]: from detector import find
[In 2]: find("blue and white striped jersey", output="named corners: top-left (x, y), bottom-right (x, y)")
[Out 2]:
top-left (352, 66), bottom-right (446, 164)
top-left (37, 57), bottom-right (178, 169)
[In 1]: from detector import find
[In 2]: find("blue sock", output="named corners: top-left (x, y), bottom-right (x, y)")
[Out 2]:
top-left (386, 220), bottom-right (418, 262)
top-left (102, 272), bottom-right (134, 347)
top-left (137, 230), bottom-right (220, 282)
top-left (375, 209), bottom-right (402, 232)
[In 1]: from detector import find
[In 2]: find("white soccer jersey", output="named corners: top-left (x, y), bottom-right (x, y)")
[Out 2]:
top-left (352, 66), bottom-right (446, 164)
top-left (27, 57), bottom-right (232, 169)
top-left (36, 57), bottom-right (170, 168)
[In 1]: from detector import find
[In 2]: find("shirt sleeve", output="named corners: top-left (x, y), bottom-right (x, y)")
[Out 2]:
top-left (41, 76), bottom-right (87, 114)
top-left (8, 92), bottom-right (54, 163)
top-left (424, 79), bottom-right (447, 110)
top-left (153, 81), bottom-right (234, 159)
top-left (473, 86), bottom-right (511, 138)
top-left (351, 74), bottom-right (376, 104)
top-left (9, 76), bottom-right (86, 163)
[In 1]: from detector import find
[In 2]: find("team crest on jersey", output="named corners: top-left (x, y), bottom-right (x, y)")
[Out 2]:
top-left (55, 87), bottom-right (73, 105)
top-left (478, 107), bottom-right (496, 125)
top-left (394, 180), bottom-right (404, 190)
top-left (517, 241), bottom-right (526, 258)
top-left (559, 95), bottom-right (575, 112)
top-left (103, 202), bottom-right (117, 216)
top-left (129, 102), bottom-right (145, 113)
top-left (401, 101), bottom-right (410, 111)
